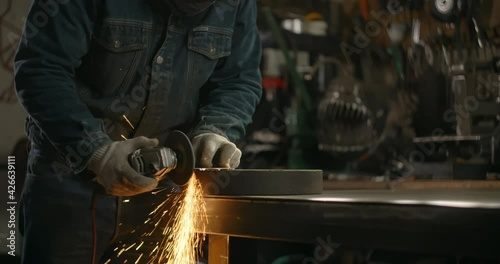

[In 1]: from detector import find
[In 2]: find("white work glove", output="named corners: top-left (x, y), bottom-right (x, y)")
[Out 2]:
top-left (87, 136), bottom-right (159, 196)
top-left (192, 133), bottom-right (242, 168)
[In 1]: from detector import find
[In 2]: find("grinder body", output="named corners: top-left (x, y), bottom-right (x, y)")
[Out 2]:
top-left (128, 131), bottom-right (195, 186)
top-left (129, 147), bottom-right (177, 181)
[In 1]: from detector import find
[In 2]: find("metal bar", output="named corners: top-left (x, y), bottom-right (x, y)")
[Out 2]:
top-left (208, 235), bottom-right (229, 264)
top-left (323, 180), bottom-right (500, 190)
top-left (203, 192), bottom-right (500, 258)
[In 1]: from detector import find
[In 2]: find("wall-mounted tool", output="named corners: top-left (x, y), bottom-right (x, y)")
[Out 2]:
top-left (387, 23), bottom-right (407, 80)
top-left (430, 0), bottom-right (462, 23)
top-left (128, 131), bottom-right (195, 186)
top-left (407, 19), bottom-right (435, 78)
top-left (315, 60), bottom-right (377, 153)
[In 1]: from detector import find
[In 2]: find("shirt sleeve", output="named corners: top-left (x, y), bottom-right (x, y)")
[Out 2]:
top-left (192, 0), bottom-right (263, 142)
top-left (15, 0), bottom-right (112, 173)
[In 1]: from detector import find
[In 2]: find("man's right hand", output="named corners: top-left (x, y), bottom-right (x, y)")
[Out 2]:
top-left (87, 136), bottom-right (159, 196)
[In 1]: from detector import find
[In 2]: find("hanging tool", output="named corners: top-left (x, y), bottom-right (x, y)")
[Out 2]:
top-left (407, 19), bottom-right (434, 78)
top-left (128, 131), bottom-right (195, 186)
top-left (430, 0), bottom-right (461, 23)
top-left (387, 22), bottom-right (407, 80)
top-left (430, 0), bottom-right (466, 59)
top-left (316, 60), bottom-right (376, 153)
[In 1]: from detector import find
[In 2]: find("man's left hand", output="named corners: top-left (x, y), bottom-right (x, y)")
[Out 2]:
top-left (192, 133), bottom-right (241, 168)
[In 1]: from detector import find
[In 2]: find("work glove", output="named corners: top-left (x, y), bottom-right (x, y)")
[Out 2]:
top-left (192, 133), bottom-right (241, 168)
top-left (87, 136), bottom-right (159, 196)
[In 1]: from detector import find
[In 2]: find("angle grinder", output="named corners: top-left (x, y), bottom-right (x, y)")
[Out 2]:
top-left (128, 131), bottom-right (195, 186)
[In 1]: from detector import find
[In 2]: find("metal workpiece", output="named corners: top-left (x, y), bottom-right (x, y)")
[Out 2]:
top-left (195, 169), bottom-right (323, 196)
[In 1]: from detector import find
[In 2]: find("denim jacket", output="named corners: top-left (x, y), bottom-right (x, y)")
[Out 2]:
top-left (15, 0), bottom-right (262, 174)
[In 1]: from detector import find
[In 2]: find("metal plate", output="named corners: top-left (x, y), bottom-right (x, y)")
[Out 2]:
top-left (195, 169), bottom-right (323, 196)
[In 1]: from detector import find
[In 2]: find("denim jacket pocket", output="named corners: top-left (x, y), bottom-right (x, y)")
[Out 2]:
top-left (78, 19), bottom-right (150, 99)
top-left (188, 26), bottom-right (233, 60)
top-left (185, 26), bottom-right (233, 91)
top-left (94, 20), bottom-right (148, 52)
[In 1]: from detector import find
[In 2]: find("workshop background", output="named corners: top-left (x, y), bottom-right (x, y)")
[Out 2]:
top-left (1, 0), bottom-right (500, 263)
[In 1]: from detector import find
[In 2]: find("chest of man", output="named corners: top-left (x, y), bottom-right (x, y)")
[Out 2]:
top-left (75, 0), bottom-right (240, 142)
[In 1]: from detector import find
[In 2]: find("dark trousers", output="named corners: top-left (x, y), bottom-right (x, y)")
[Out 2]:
top-left (20, 144), bottom-right (118, 264)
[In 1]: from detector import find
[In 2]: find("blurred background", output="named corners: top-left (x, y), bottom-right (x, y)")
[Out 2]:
top-left (243, 0), bottom-right (500, 183)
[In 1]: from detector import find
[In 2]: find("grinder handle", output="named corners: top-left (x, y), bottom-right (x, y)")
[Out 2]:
top-left (128, 147), bottom-right (177, 181)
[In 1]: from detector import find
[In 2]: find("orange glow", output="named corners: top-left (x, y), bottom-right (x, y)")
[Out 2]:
top-left (111, 174), bottom-right (207, 263)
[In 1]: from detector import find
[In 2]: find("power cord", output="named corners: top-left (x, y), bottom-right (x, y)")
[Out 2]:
top-left (91, 192), bottom-right (98, 264)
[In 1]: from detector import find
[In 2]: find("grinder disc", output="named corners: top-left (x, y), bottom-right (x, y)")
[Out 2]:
top-left (195, 169), bottom-right (323, 195)
top-left (164, 131), bottom-right (195, 186)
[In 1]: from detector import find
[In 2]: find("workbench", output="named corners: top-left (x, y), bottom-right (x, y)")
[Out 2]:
top-left (204, 189), bottom-right (500, 264)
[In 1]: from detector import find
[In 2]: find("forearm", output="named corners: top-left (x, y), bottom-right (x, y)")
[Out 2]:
top-left (193, 67), bottom-right (262, 142)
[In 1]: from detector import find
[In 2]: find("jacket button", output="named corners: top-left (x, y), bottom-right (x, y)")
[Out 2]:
top-left (114, 39), bottom-right (121, 49)
top-left (156, 56), bottom-right (164, 64)
top-left (210, 47), bottom-right (216, 55)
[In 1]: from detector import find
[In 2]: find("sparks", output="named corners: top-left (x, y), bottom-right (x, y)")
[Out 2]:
top-left (123, 115), bottom-right (135, 130)
top-left (113, 174), bottom-right (207, 263)
top-left (117, 248), bottom-right (125, 257)
top-left (125, 243), bottom-right (136, 252)
top-left (135, 253), bottom-right (144, 264)
top-left (136, 241), bottom-right (144, 251)
top-left (146, 175), bottom-right (207, 264)
top-left (150, 245), bottom-right (159, 255)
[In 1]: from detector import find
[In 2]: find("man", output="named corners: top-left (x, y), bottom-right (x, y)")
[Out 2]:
top-left (14, 0), bottom-right (261, 263)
